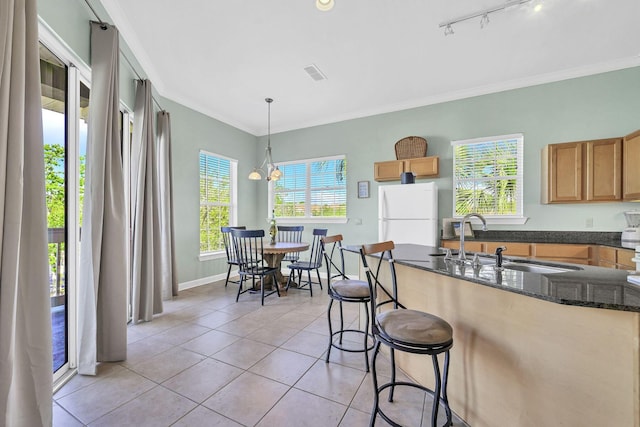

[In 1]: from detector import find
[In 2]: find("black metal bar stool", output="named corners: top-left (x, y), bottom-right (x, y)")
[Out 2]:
top-left (360, 241), bottom-right (453, 427)
top-left (322, 234), bottom-right (374, 371)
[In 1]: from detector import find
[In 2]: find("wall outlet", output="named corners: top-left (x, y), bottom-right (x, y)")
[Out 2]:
top-left (585, 218), bottom-right (593, 228)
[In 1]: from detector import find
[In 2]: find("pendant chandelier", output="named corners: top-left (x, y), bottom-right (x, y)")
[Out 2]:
top-left (248, 98), bottom-right (282, 181)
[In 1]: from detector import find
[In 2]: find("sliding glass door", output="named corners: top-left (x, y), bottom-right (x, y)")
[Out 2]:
top-left (40, 41), bottom-right (88, 381)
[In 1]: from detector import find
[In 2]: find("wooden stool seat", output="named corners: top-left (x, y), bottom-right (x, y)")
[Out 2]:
top-left (377, 309), bottom-right (452, 346)
top-left (331, 279), bottom-right (370, 298)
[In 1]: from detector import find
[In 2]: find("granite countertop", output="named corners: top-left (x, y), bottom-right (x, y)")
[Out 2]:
top-left (440, 230), bottom-right (633, 249)
top-left (348, 243), bottom-right (640, 313)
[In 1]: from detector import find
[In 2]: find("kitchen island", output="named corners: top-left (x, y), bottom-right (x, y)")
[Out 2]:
top-left (355, 244), bottom-right (639, 427)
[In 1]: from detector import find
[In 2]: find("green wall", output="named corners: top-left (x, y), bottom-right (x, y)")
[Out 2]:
top-left (260, 67), bottom-right (640, 256)
top-left (38, 0), bottom-right (640, 285)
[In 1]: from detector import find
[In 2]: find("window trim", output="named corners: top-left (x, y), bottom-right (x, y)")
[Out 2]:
top-left (198, 150), bottom-right (238, 258)
top-left (268, 154), bottom-right (348, 224)
top-left (451, 133), bottom-right (528, 225)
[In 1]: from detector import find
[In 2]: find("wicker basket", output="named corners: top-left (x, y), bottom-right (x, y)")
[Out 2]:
top-left (395, 136), bottom-right (428, 160)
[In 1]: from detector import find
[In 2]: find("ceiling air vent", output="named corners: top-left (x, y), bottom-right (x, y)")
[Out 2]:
top-left (303, 64), bottom-right (327, 81)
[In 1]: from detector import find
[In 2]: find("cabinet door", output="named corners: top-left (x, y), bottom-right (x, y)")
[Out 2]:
top-left (405, 156), bottom-right (439, 178)
top-left (617, 248), bottom-right (635, 270)
top-left (586, 138), bottom-right (622, 201)
top-left (587, 283), bottom-right (623, 304)
top-left (623, 129), bottom-right (640, 200)
top-left (485, 242), bottom-right (530, 257)
top-left (549, 281), bottom-right (586, 300)
top-left (374, 160), bottom-right (404, 182)
top-left (547, 143), bottom-right (583, 202)
top-left (534, 243), bottom-right (591, 259)
top-left (598, 246), bottom-right (616, 268)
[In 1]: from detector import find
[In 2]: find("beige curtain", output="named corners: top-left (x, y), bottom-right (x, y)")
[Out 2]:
top-left (0, 0), bottom-right (53, 424)
top-left (77, 22), bottom-right (128, 375)
top-left (131, 80), bottom-right (163, 323)
top-left (156, 111), bottom-right (178, 299)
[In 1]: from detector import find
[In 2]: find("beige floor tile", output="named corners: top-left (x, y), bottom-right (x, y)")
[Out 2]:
top-left (211, 338), bottom-right (276, 370)
top-left (295, 360), bottom-right (366, 404)
top-left (325, 340), bottom-right (371, 372)
top-left (162, 358), bottom-right (243, 403)
top-left (153, 322), bottom-right (211, 346)
top-left (339, 407), bottom-right (372, 427)
top-left (53, 402), bottom-right (83, 427)
top-left (129, 315), bottom-right (185, 337)
top-left (121, 336), bottom-right (175, 367)
top-left (53, 280), bottom-right (468, 427)
top-left (202, 372), bottom-right (289, 426)
top-left (255, 387), bottom-right (347, 427)
top-left (248, 348), bottom-right (316, 385)
top-left (54, 363), bottom-right (126, 399)
top-left (280, 329), bottom-right (329, 358)
top-left (217, 300), bottom-right (262, 317)
top-left (245, 324), bottom-right (300, 347)
top-left (179, 329), bottom-right (240, 356)
top-left (89, 385), bottom-right (196, 427)
top-left (276, 311), bottom-right (319, 330)
top-left (161, 304), bottom-right (215, 322)
top-left (214, 315), bottom-right (264, 337)
top-left (192, 310), bottom-right (243, 329)
top-left (172, 405), bottom-right (242, 427)
top-left (56, 368), bottom-right (156, 424)
top-left (127, 346), bottom-right (206, 383)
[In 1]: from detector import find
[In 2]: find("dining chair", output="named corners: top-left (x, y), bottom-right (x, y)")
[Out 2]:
top-left (322, 234), bottom-right (373, 371)
top-left (360, 241), bottom-right (453, 427)
top-left (221, 226), bottom-right (246, 287)
top-left (277, 225), bottom-right (304, 263)
top-left (231, 228), bottom-right (280, 305)
top-left (286, 228), bottom-right (328, 297)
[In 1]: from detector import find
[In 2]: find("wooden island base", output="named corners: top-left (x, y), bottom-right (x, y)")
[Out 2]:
top-left (362, 263), bottom-right (640, 427)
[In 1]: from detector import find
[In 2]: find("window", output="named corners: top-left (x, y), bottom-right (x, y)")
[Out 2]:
top-left (199, 151), bottom-right (237, 254)
top-left (270, 155), bottom-right (347, 222)
top-left (452, 134), bottom-right (524, 222)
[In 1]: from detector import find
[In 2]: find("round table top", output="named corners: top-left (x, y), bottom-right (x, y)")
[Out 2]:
top-left (262, 241), bottom-right (309, 254)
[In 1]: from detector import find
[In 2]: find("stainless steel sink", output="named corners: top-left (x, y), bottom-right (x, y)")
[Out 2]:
top-left (502, 261), bottom-right (581, 274)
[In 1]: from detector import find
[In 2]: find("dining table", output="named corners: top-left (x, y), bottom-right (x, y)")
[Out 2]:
top-left (260, 241), bottom-right (309, 291)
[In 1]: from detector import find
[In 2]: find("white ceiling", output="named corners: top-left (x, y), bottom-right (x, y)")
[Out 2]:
top-left (100, 0), bottom-right (640, 136)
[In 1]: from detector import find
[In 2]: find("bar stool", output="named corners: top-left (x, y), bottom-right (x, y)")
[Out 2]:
top-left (322, 234), bottom-right (374, 371)
top-left (360, 241), bottom-right (453, 427)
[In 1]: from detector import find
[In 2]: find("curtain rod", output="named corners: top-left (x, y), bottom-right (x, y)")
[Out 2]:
top-left (83, 0), bottom-right (165, 112)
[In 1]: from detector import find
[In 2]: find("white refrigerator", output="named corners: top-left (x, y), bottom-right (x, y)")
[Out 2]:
top-left (378, 182), bottom-right (438, 246)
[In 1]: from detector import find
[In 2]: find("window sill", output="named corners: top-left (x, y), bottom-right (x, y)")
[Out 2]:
top-left (455, 216), bottom-right (529, 226)
top-left (199, 251), bottom-right (226, 262)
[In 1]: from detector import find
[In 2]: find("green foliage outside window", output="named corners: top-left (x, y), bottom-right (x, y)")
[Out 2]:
top-left (199, 152), bottom-right (232, 253)
top-left (453, 137), bottom-right (521, 217)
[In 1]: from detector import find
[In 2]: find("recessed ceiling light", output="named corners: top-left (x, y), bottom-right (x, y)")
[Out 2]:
top-left (316, 0), bottom-right (334, 12)
top-left (534, 3), bottom-right (543, 12)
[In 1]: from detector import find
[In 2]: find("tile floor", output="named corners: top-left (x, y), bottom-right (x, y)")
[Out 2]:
top-left (53, 278), bottom-right (468, 426)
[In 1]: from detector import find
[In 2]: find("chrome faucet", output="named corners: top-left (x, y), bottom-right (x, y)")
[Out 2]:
top-left (458, 213), bottom-right (487, 262)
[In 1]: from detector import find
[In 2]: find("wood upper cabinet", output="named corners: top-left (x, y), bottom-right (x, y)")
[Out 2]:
top-left (623, 129), bottom-right (640, 200)
top-left (541, 138), bottom-right (622, 203)
top-left (374, 160), bottom-right (405, 181)
top-left (542, 142), bottom-right (583, 202)
top-left (374, 156), bottom-right (439, 182)
top-left (586, 138), bottom-right (622, 201)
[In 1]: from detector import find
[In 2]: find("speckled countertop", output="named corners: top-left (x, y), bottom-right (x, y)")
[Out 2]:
top-left (348, 243), bottom-right (640, 313)
top-left (440, 230), bottom-right (632, 249)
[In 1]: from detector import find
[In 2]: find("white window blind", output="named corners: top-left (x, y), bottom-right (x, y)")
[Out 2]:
top-left (270, 155), bottom-right (347, 220)
top-left (199, 151), bottom-right (237, 253)
top-left (452, 134), bottom-right (524, 219)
